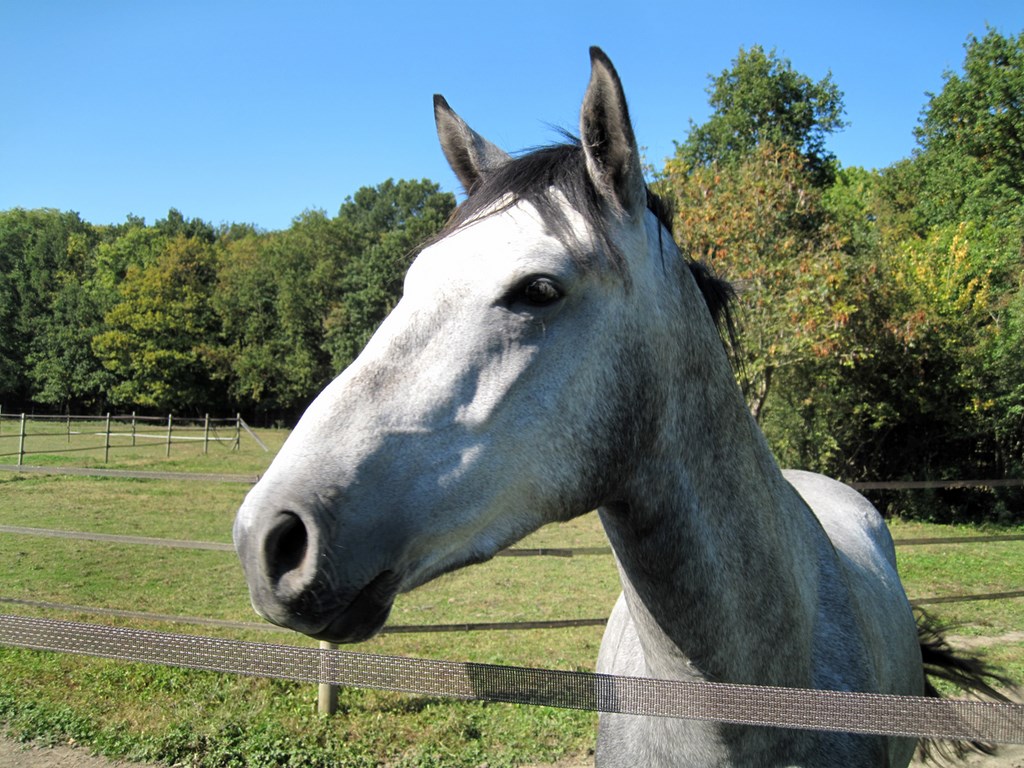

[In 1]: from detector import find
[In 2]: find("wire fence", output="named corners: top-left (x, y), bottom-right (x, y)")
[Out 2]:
top-left (0, 410), bottom-right (268, 464)
top-left (1, 613), bottom-right (1022, 745)
top-left (1, 463), bottom-right (1022, 743)
top-left (0, 517), bottom-right (1021, 635)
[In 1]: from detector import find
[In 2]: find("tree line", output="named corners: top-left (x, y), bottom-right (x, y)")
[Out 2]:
top-left (2, 28), bottom-right (1021, 521)
top-left (660, 29), bottom-right (1024, 521)
top-left (0, 181), bottom-right (454, 421)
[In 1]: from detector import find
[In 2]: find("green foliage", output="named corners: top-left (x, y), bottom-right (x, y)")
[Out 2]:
top-left (88, 222), bottom-right (169, 314)
top-left (913, 27), bottom-right (1024, 228)
top-left (215, 234), bottom-right (300, 411)
top-left (662, 144), bottom-right (860, 420)
top-left (211, 179), bottom-right (455, 417)
top-left (665, 29), bottom-right (1024, 521)
top-left (863, 28), bottom-right (1024, 518)
top-left (93, 234), bottom-right (222, 411)
top-left (675, 44), bottom-right (846, 186)
top-left (213, 214), bottom-right (337, 414)
top-left (25, 272), bottom-right (112, 409)
top-left (0, 181), bottom-right (452, 419)
top-left (322, 179), bottom-right (455, 370)
top-left (0, 208), bottom-right (99, 405)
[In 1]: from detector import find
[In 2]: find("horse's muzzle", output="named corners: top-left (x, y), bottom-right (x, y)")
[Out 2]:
top-left (307, 569), bottom-right (400, 643)
top-left (234, 504), bottom-right (399, 643)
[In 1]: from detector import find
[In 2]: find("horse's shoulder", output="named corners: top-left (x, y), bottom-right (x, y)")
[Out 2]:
top-left (781, 469), bottom-right (896, 568)
top-left (783, 470), bottom-right (922, 709)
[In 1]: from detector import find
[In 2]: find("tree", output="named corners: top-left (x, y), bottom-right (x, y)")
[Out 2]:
top-left (321, 179), bottom-right (455, 371)
top-left (155, 208), bottom-right (217, 244)
top-left (26, 270), bottom-right (111, 411)
top-left (662, 49), bottom-right (861, 465)
top-left (93, 234), bottom-right (221, 411)
top-left (912, 27), bottom-right (1024, 228)
top-left (0, 219), bottom-right (21, 398)
top-left (675, 45), bottom-right (846, 186)
top-left (662, 144), bottom-right (858, 421)
top-left (990, 283), bottom-right (1024, 488)
top-left (753, 166), bottom-right (897, 476)
top-left (213, 223), bottom-right (333, 416)
top-left (210, 179), bottom-right (454, 418)
top-left (0, 208), bottom-right (97, 406)
top-left (863, 27), bottom-right (1024, 520)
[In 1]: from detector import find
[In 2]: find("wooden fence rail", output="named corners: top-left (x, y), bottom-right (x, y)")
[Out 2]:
top-left (0, 411), bottom-right (268, 464)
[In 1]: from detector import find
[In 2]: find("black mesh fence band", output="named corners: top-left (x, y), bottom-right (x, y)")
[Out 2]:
top-left (1, 614), bottom-right (1021, 744)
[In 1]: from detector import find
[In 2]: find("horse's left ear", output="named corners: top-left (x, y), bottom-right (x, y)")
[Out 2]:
top-left (580, 47), bottom-right (646, 216)
top-left (434, 94), bottom-right (511, 193)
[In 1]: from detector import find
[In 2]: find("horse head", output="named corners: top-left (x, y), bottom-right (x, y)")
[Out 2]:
top-left (233, 48), bottom-right (729, 643)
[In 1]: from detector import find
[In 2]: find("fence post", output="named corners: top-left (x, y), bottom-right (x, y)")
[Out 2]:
top-left (17, 413), bottom-right (26, 466)
top-left (131, 412), bottom-right (137, 447)
top-left (203, 414), bottom-right (210, 455)
top-left (237, 416), bottom-right (269, 452)
top-left (235, 413), bottom-right (241, 452)
top-left (66, 413), bottom-right (71, 444)
top-left (166, 415), bottom-right (173, 458)
top-left (104, 413), bottom-right (111, 463)
top-left (318, 641), bottom-right (339, 715)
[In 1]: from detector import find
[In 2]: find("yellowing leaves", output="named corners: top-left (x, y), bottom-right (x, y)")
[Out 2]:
top-left (661, 143), bottom-right (868, 417)
top-left (890, 222), bottom-right (995, 344)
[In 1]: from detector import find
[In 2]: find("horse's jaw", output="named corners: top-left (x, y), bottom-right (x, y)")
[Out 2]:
top-left (232, 401), bottom-right (576, 644)
top-left (234, 494), bottom-right (551, 643)
top-left (307, 571), bottom-right (402, 644)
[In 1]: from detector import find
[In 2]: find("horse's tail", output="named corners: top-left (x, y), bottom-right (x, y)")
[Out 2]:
top-left (915, 608), bottom-right (1015, 762)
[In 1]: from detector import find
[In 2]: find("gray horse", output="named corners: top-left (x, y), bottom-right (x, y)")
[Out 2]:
top-left (234, 48), bottom-right (1002, 766)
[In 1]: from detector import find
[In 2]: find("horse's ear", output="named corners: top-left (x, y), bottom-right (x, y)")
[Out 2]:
top-left (434, 94), bottom-right (511, 193)
top-left (580, 47), bottom-right (646, 216)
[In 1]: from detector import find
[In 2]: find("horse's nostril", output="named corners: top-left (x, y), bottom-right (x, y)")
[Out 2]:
top-left (263, 511), bottom-right (309, 590)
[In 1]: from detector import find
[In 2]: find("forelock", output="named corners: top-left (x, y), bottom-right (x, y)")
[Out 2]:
top-left (436, 141), bottom-right (627, 273)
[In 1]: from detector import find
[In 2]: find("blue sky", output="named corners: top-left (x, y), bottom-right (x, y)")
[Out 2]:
top-left (3, 1), bottom-right (1023, 232)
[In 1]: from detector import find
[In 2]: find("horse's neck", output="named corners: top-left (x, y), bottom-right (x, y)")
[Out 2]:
top-left (598, 351), bottom-right (822, 688)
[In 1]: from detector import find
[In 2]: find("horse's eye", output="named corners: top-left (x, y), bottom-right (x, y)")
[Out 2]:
top-left (520, 277), bottom-right (563, 307)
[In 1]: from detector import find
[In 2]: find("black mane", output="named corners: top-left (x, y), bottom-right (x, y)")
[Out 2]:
top-left (434, 139), bottom-right (734, 335)
top-left (441, 141), bottom-right (623, 269)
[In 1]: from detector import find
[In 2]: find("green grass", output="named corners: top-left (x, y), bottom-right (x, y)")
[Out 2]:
top-left (0, 438), bottom-right (612, 766)
top-left (891, 519), bottom-right (1024, 635)
top-left (0, 443), bottom-right (1021, 766)
top-left (888, 518), bottom-right (1024, 687)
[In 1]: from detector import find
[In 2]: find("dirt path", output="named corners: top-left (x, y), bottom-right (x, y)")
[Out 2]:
top-left (4, 737), bottom-right (1023, 768)
top-left (0, 737), bottom-right (140, 768)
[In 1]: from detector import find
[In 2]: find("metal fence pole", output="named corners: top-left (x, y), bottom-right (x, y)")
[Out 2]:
top-left (131, 412), bottom-right (137, 447)
top-left (165, 415), bottom-right (173, 458)
top-left (235, 413), bottom-right (241, 452)
top-left (203, 414), bottom-right (210, 455)
top-left (17, 414), bottom-right (26, 466)
top-left (103, 413), bottom-right (111, 463)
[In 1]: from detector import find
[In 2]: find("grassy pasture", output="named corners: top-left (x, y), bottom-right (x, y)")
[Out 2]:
top-left (0, 434), bottom-right (1021, 766)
